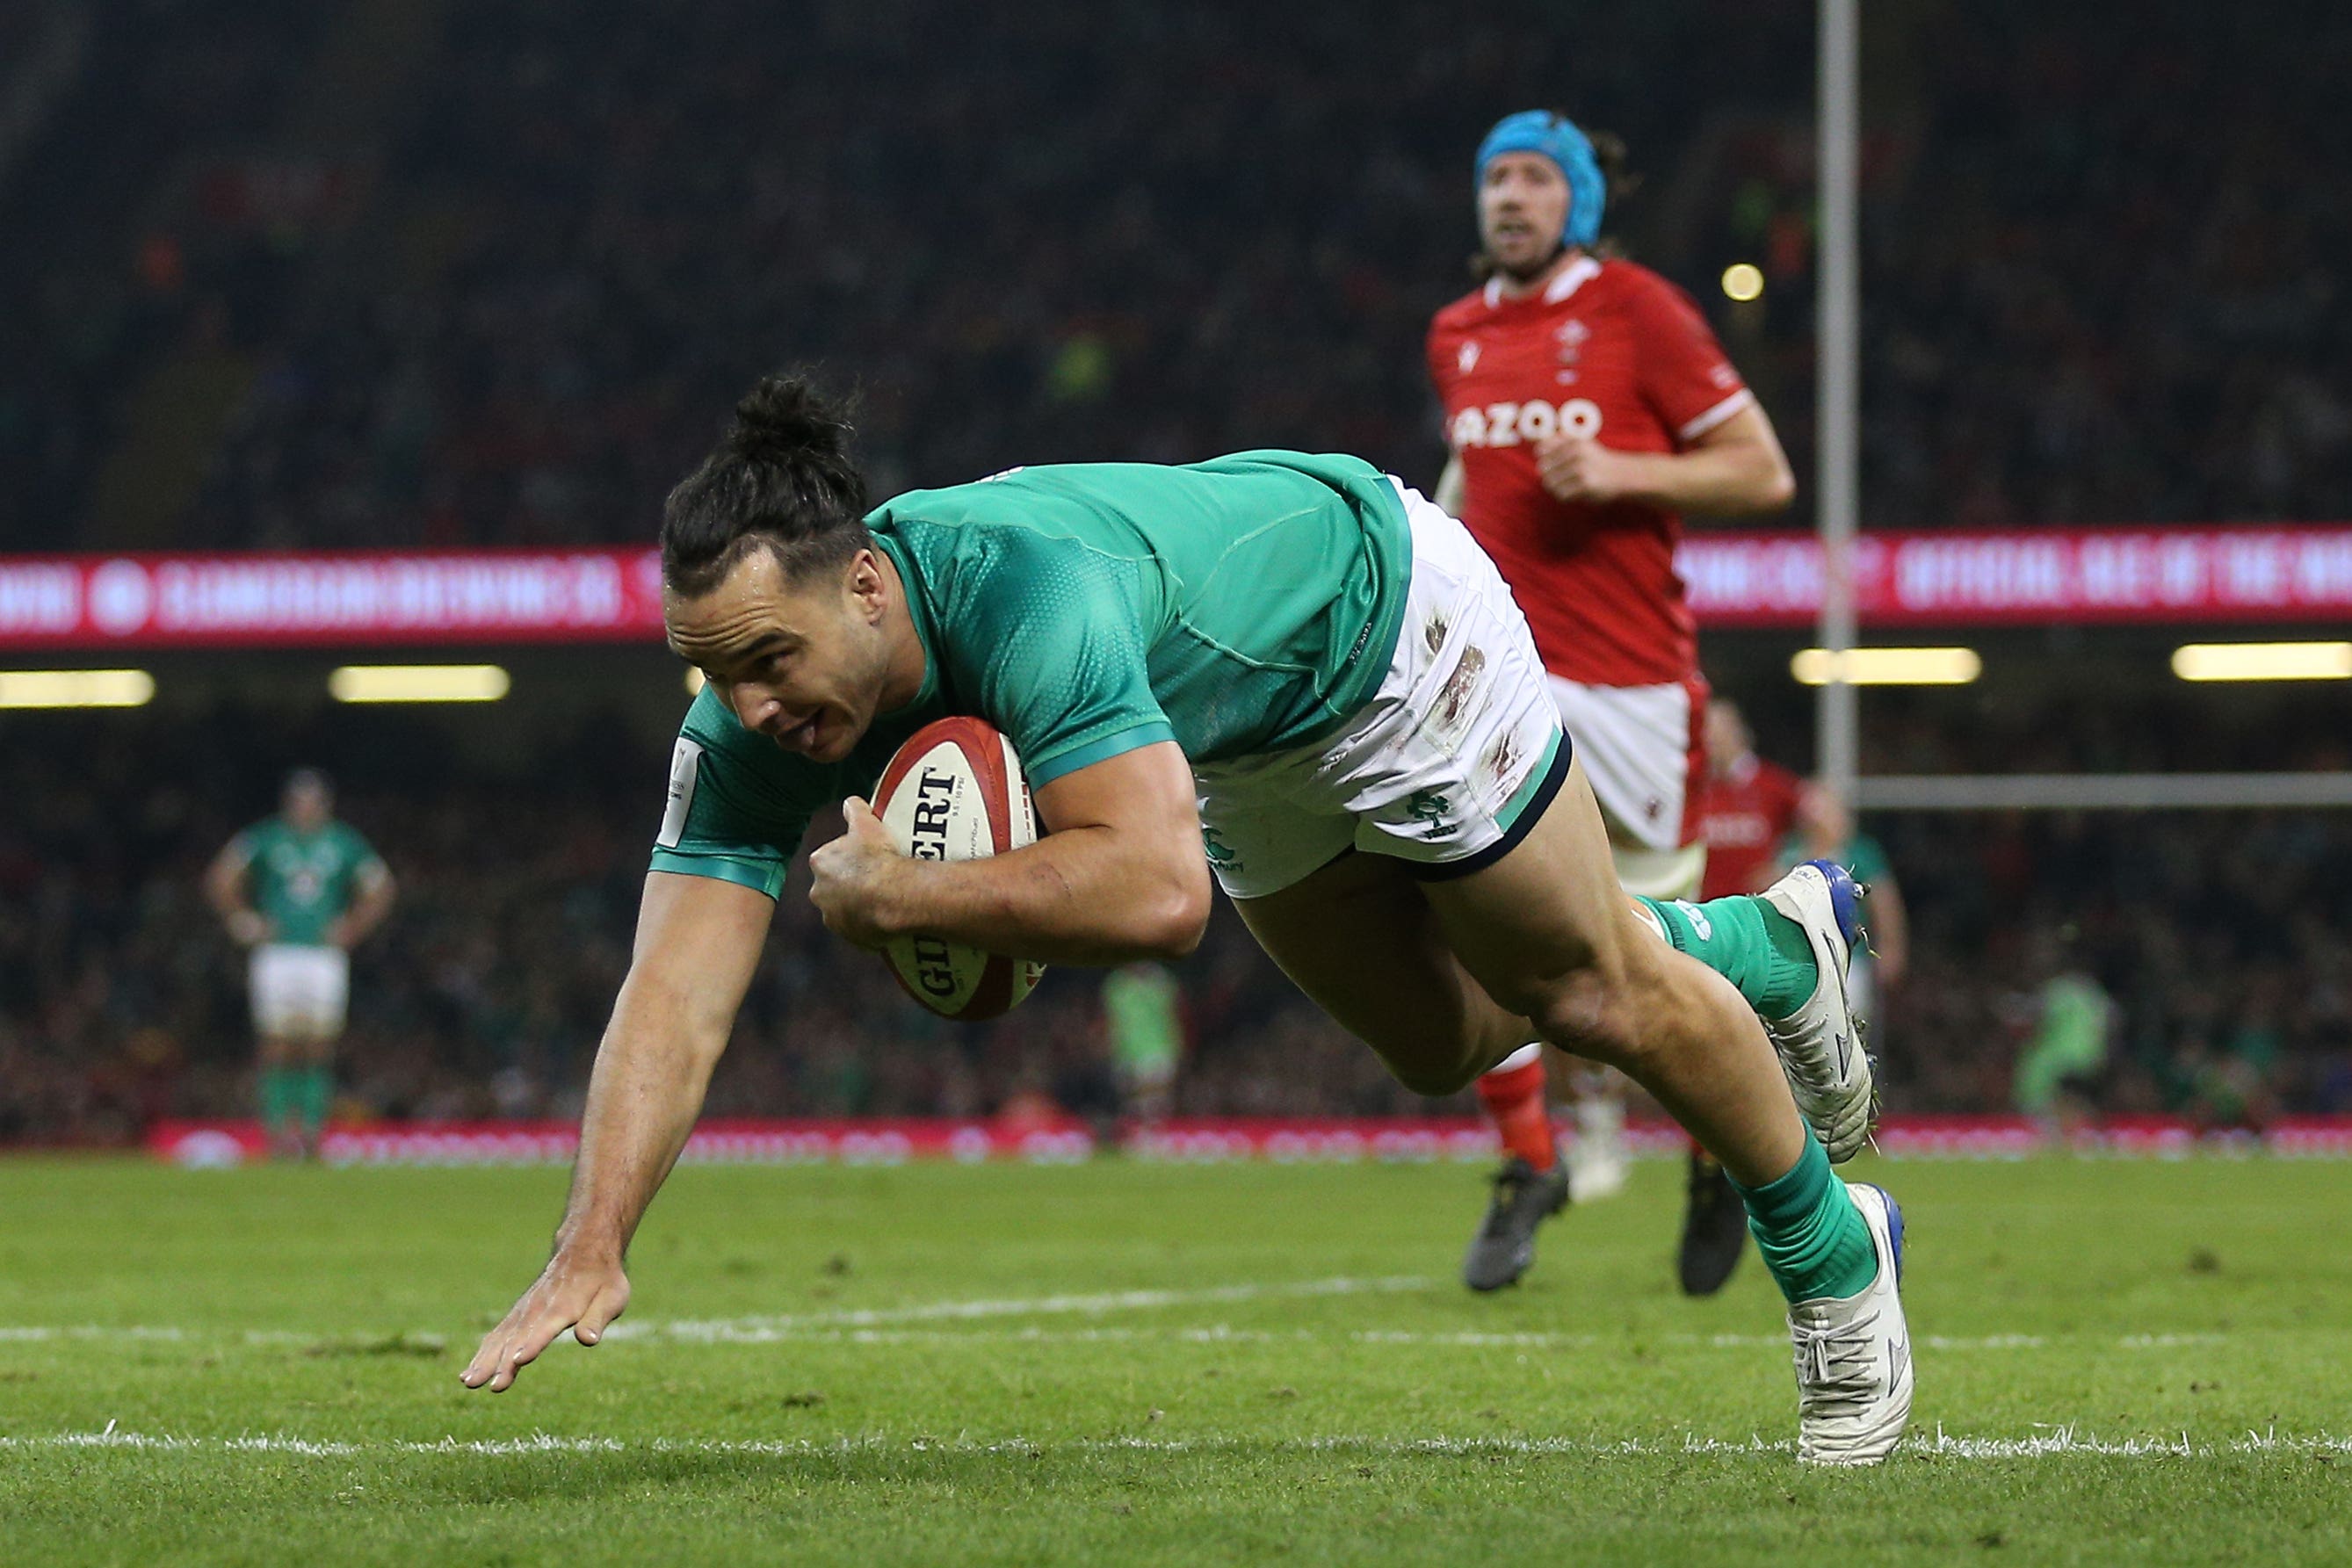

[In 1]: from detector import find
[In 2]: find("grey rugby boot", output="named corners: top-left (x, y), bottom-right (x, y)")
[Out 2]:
top-left (1461, 1147), bottom-right (1572, 1292)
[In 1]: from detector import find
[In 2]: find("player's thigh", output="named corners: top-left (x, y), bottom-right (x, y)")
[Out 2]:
top-left (1416, 756), bottom-right (1654, 1044)
top-left (308, 948), bottom-right (351, 1044)
top-left (250, 946), bottom-right (302, 1044)
top-left (1232, 849), bottom-right (1527, 1097)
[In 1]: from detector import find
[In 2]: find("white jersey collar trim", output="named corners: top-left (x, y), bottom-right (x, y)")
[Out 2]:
top-left (1544, 253), bottom-right (1603, 304)
top-left (1484, 253), bottom-right (1601, 311)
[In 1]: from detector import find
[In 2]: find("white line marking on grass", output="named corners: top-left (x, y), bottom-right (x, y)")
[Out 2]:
top-left (575, 1326), bottom-right (2100, 1353)
top-left (607, 1275), bottom-right (1437, 1343)
top-left (0, 1278), bottom-right (1434, 1350)
top-left (10, 1426), bottom-right (2352, 1462)
top-left (1917, 1423), bottom-right (2352, 1458)
top-left (2118, 1333), bottom-right (2228, 1348)
top-left (656, 1326), bottom-right (1298, 1348)
top-left (0, 1316), bottom-right (2251, 1355)
top-left (1354, 1331), bottom-right (1599, 1348)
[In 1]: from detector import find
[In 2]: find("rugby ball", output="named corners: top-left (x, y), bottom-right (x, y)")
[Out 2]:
top-left (871, 717), bottom-right (1048, 1020)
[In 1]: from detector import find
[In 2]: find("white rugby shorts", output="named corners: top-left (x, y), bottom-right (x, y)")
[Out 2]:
top-left (250, 943), bottom-right (351, 1039)
top-left (1193, 481), bottom-right (1570, 900)
top-left (1545, 674), bottom-right (1706, 864)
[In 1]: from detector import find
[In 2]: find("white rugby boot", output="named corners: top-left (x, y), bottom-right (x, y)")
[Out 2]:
top-left (1760, 860), bottom-right (1877, 1162)
top-left (1791, 1181), bottom-right (1913, 1466)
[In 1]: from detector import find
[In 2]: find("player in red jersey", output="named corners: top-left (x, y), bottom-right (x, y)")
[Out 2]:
top-left (1695, 698), bottom-right (1809, 903)
top-left (1431, 112), bottom-right (1798, 1295)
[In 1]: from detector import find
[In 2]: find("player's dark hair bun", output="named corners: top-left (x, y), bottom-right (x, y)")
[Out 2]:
top-left (662, 371), bottom-right (872, 595)
top-left (727, 375), bottom-right (857, 469)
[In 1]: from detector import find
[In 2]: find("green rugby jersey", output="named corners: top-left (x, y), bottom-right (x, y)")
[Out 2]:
top-left (231, 819), bottom-right (385, 946)
top-left (651, 451), bottom-right (1411, 896)
top-left (1103, 964), bottom-right (1183, 1076)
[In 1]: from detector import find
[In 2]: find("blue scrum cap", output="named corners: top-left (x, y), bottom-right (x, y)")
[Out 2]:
top-left (1475, 110), bottom-right (1605, 250)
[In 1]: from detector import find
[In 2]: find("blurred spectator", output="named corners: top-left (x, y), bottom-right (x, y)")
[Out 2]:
top-left (14, 1), bottom-right (2342, 550)
top-left (3, 697), bottom-right (2349, 1140)
top-left (3, 1), bottom-right (2350, 1138)
top-left (23, 3), bottom-right (2352, 552)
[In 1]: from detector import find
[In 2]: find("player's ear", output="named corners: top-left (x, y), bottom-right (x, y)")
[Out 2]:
top-left (845, 547), bottom-right (888, 621)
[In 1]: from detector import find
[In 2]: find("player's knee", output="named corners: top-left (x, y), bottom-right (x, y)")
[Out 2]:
top-left (1492, 961), bottom-right (1644, 1068)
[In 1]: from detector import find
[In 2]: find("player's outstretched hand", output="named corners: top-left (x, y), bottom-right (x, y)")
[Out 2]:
top-left (807, 797), bottom-right (906, 951)
top-left (460, 1253), bottom-right (631, 1393)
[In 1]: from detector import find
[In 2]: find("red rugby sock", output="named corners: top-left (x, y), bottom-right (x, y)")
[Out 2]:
top-left (1477, 1048), bottom-right (1558, 1171)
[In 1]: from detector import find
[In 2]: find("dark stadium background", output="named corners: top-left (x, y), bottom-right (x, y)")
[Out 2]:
top-left (3, 0), bottom-right (2348, 1146)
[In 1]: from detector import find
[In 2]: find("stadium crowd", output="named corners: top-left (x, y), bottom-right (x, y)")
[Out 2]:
top-left (4, 0), bottom-right (2347, 552)
top-left (3, 2), bottom-right (2348, 1142)
top-left (4, 701), bottom-right (2348, 1144)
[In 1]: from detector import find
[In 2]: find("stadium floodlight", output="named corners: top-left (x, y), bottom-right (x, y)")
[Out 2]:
top-left (0, 668), bottom-right (156, 708)
top-left (2170, 641), bottom-right (2352, 682)
top-left (328, 664), bottom-right (511, 704)
top-left (1791, 647), bottom-right (1981, 686)
top-left (1721, 263), bottom-right (1765, 302)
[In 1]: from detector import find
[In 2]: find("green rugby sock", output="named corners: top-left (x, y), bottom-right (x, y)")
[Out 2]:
top-left (1636, 893), bottom-right (1819, 1017)
top-left (1733, 1137), bottom-right (1879, 1304)
top-left (295, 1066), bottom-right (334, 1138)
top-left (258, 1066), bottom-right (297, 1138)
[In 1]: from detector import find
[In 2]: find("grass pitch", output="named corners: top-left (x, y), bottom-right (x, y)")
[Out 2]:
top-left (2, 1153), bottom-right (2347, 1565)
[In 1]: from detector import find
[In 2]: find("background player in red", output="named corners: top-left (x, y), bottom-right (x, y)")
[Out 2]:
top-left (1429, 112), bottom-right (1799, 1295)
top-left (1695, 697), bottom-right (1809, 903)
top-left (1701, 700), bottom-right (1907, 1030)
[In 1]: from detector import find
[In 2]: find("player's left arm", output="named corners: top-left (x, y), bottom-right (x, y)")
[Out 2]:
top-left (809, 739), bottom-right (1210, 965)
top-left (331, 856), bottom-right (397, 950)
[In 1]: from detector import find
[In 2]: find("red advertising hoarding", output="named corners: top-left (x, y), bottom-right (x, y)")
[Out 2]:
top-left (4, 525), bottom-right (2351, 650)
top-left (141, 1115), bottom-right (2352, 1167)
top-left (0, 549), bottom-right (667, 649)
top-left (1680, 524), bottom-right (2352, 628)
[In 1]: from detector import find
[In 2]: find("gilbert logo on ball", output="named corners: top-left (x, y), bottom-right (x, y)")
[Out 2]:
top-left (871, 716), bottom-right (1047, 1020)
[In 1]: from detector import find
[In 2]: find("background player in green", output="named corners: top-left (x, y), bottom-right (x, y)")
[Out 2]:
top-left (464, 376), bottom-right (1909, 1463)
top-left (2010, 930), bottom-right (2117, 1140)
top-left (204, 769), bottom-right (396, 1160)
top-left (1102, 962), bottom-right (1183, 1129)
